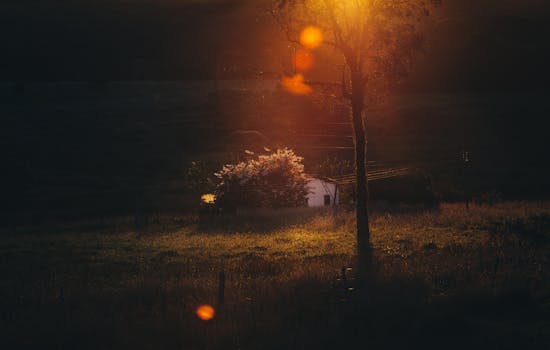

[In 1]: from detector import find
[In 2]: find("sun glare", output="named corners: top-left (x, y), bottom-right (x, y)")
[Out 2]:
top-left (196, 304), bottom-right (215, 321)
top-left (300, 25), bottom-right (323, 49)
top-left (281, 74), bottom-right (312, 95)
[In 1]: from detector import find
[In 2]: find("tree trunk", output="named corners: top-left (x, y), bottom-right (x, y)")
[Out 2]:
top-left (350, 73), bottom-right (372, 286)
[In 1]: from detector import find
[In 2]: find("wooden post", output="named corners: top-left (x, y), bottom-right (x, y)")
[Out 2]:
top-left (135, 193), bottom-right (142, 231)
top-left (341, 266), bottom-right (347, 286)
top-left (218, 270), bottom-right (225, 305)
top-left (462, 150), bottom-right (471, 209)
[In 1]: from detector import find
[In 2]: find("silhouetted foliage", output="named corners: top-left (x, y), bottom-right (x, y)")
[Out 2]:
top-left (183, 161), bottom-right (215, 194)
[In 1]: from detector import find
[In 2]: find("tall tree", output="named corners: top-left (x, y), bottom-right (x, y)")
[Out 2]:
top-left (270, 0), bottom-right (441, 284)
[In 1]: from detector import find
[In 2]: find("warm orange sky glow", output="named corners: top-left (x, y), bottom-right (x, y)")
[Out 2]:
top-left (294, 49), bottom-right (314, 71)
top-left (281, 74), bottom-right (312, 95)
top-left (300, 25), bottom-right (323, 49)
top-left (196, 305), bottom-right (215, 320)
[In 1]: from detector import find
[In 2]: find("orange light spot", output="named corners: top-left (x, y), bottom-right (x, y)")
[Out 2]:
top-left (201, 193), bottom-right (216, 204)
top-left (300, 26), bottom-right (323, 49)
top-left (196, 304), bottom-right (215, 321)
top-left (294, 49), bottom-right (314, 72)
top-left (281, 74), bottom-right (312, 95)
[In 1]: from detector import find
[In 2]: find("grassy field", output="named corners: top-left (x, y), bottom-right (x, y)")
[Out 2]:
top-left (2, 202), bottom-right (550, 349)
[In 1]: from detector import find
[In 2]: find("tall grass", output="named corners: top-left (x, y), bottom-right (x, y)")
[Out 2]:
top-left (1, 202), bottom-right (549, 349)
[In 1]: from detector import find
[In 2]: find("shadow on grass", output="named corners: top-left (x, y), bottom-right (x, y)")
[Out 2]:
top-left (5, 274), bottom-right (547, 350)
top-left (490, 214), bottom-right (550, 245)
top-left (313, 277), bottom-right (549, 350)
top-left (196, 203), bottom-right (441, 235)
top-left (196, 207), bottom-right (339, 234)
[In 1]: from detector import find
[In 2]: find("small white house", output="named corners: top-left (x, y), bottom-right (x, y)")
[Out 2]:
top-left (306, 178), bottom-right (339, 207)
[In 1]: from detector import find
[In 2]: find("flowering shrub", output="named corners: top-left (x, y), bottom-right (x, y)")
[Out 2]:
top-left (214, 148), bottom-right (309, 209)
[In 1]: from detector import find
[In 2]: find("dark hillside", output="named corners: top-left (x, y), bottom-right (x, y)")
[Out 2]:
top-left (2, 81), bottom-right (549, 223)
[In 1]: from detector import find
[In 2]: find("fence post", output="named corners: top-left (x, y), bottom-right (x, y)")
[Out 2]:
top-left (341, 266), bottom-right (347, 285)
top-left (462, 150), bottom-right (471, 209)
top-left (218, 270), bottom-right (225, 305)
top-left (135, 193), bottom-right (142, 231)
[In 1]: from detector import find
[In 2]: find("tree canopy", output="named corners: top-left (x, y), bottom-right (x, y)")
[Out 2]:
top-left (272, 0), bottom-right (440, 101)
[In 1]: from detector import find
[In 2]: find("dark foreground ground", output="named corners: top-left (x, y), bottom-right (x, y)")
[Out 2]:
top-left (1, 202), bottom-right (550, 349)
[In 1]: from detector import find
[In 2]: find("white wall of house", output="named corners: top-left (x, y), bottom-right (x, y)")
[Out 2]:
top-left (306, 179), bottom-right (339, 207)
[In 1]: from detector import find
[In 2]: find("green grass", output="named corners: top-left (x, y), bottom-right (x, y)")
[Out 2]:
top-left (2, 202), bottom-right (550, 349)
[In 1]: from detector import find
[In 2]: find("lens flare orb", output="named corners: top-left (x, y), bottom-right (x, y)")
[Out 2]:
top-left (294, 49), bottom-right (314, 72)
top-left (281, 74), bottom-right (312, 95)
top-left (196, 304), bottom-right (215, 321)
top-left (300, 26), bottom-right (323, 49)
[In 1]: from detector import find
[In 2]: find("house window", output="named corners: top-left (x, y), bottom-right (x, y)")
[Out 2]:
top-left (324, 195), bottom-right (331, 206)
